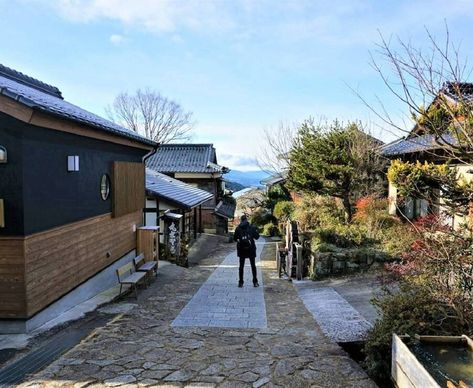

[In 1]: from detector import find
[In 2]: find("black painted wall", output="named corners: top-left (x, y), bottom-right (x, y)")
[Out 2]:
top-left (0, 122), bottom-right (24, 235)
top-left (0, 113), bottom-right (148, 236)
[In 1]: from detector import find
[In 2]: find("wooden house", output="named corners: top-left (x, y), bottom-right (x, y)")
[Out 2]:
top-left (144, 168), bottom-right (213, 243)
top-left (146, 144), bottom-right (235, 234)
top-left (0, 64), bottom-right (157, 332)
top-left (382, 82), bottom-right (473, 227)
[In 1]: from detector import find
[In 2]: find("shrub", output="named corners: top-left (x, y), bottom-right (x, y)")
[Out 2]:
top-left (365, 215), bottom-right (473, 382)
top-left (310, 223), bottom-right (371, 249)
top-left (266, 184), bottom-right (291, 211)
top-left (364, 282), bottom-right (472, 382)
top-left (273, 201), bottom-right (295, 222)
top-left (262, 222), bottom-right (279, 237)
top-left (353, 196), bottom-right (399, 239)
top-left (293, 195), bottom-right (345, 231)
top-left (310, 234), bottom-right (337, 253)
top-left (379, 221), bottom-right (416, 258)
top-left (250, 208), bottom-right (275, 228)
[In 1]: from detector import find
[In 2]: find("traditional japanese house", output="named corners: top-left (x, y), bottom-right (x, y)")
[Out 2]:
top-left (382, 82), bottom-right (473, 227)
top-left (0, 64), bottom-right (157, 332)
top-left (144, 168), bottom-right (213, 242)
top-left (146, 143), bottom-right (234, 234)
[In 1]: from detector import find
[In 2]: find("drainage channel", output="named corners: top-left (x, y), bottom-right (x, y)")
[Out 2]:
top-left (0, 315), bottom-right (110, 387)
top-left (338, 341), bottom-right (394, 388)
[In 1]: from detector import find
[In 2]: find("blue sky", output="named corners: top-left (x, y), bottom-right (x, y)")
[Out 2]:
top-left (1, 0), bottom-right (473, 170)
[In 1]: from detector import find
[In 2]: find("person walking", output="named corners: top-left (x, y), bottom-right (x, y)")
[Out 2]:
top-left (233, 214), bottom-right (260, 288)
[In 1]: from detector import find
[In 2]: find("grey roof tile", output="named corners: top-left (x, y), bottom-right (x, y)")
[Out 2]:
top-left (0, 64), bottom-right (156, 147)
top-left (381, 133), bottom-right (455, 156)
top-left (146, 168), bottom-right (213, 210)
top-left (443, 82), bottom-right (473, 103)
top-left (261, 171), bottom-right (287, 186)
top-left (215, 199), bottom-right (236, 219)
top-left (146, 143), bottom-right (228, 173)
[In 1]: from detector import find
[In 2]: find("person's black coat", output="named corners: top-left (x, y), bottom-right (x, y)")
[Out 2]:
top-left (233, 220), bottom-right (260, 258)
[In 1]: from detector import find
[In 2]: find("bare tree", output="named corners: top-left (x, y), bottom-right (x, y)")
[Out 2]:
top-left (106, 88), bottom-right (194, 143)
top-left (258, 121), bottom-right (298, 174)
top-left (355, 24), bottom-right (473, 164)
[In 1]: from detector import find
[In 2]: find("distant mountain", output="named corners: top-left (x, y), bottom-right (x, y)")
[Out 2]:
top-left (225, 170), bottom-right (270, 188)
top-left (225, 180), bottom-right (245, 192)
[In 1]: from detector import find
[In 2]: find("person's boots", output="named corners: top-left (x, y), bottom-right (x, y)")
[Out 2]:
top-left (238, 281), bottom-right (244, 288)
top-left (253, 280), bottom-right (259, 287)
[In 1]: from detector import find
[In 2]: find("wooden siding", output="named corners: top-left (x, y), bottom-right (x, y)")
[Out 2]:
top-left (0, 238), bottom-right (26, 318)
top-left (22, 211), bottom-right (141, 317)
top-left (113, 162), bottom-right (145, 218)
top-left (0, 199), bottom-right (4, 228)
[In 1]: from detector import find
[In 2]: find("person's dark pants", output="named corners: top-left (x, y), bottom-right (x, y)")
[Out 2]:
top-left (239, 256), bottom-right (258, 283)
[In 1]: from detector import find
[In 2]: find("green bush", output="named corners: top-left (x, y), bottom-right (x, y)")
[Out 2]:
top-left (273, 201), bottom-right (295, 222)
top-left (262, 222), bottom-right (279, 237)
top-left (293, 195), bottom-right (345, 231)
top-left (379, 222), bottom-right (416, 258)
top-left (364, 282), bottom-right (470, 382)
top-left (310, 234), bottom-right (337, 252)
top-left (310, 223), bottom-right (371, 249)
top-left (266, 184), bottom-right (291, 211)
top-left (250, 208), bottom-right (275, 228)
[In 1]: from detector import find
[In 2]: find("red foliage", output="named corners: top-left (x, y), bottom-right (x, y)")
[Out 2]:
top-left (385, 260), bottom-right (418, 278)
top-left (413, 213), bottom-right (450, 233)
top-left (353, 195), bottom-right (376, 222)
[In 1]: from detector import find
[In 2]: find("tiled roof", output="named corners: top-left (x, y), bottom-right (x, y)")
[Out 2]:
top-left (442, 82), bottom-right (473, 103)
top-left (146, 143), bottom-right (229, 173)
top-left (381, 133), bottom-right (455, 156)
top-left (232, 188), bottom-right (253, 199)
top-left (382, 82), bottom-right (473, 157)
top-left (261, 171), bottom-right (287, 186)
top-left (0, 64), bottom-right (156, 147)
top-left (146, 168), bottom-right (213, 210)
top-left (215, 199), bottom-right (236, 219)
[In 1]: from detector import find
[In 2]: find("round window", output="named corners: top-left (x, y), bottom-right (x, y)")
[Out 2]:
top-left (100, 174), bottom-right (110, 200)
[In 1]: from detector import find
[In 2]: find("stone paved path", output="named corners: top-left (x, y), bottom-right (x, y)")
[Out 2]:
top-left (172, 243), bottom-right (266, 329)
top-left (19, 240), bottom-right (376, 387)
top-left (295, 284), bottom-right (372, 342)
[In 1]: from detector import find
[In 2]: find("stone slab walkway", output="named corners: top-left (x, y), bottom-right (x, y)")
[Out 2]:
top-left (295, 283), bottom-right (372, 342)
top-left (172, 243), bottom-right (266, 329)
top-left (19, 240), bottom-right (376, 387)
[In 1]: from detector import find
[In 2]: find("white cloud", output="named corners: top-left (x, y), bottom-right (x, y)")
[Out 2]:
top-left (46, 0), bottom-right (236, 33)
top-left (33, 0), bottom-right (473, 47)
top-left (109, 34), bottom-right (126, 45)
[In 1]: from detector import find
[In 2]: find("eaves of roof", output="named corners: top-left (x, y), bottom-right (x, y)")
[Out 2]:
top-left (0, 64), bottom-right (156, 147)
top-left (146, 169), bottom-right (214, 210)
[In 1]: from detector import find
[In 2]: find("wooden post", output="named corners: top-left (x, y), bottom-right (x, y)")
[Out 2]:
top-left (181, 209), bottom-right (186, 240)
top-left (193, 207), bottom-right (197, 240)
top-left (199, 205), bottom-right (202, 233)
top-left (295, 243), bottom-right (303, 280)
top-left (276, 242), bottom-right (281, 278)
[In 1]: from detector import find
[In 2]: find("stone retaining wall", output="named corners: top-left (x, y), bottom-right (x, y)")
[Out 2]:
top-left (309, 248), bottom-right (388, 278)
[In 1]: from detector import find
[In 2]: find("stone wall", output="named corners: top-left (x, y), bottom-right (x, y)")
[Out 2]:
top-left (309, 248), bottom-right (388, 278)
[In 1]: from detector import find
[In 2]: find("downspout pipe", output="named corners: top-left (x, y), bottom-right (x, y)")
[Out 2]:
top-left (142, 142), bottom-right (160, 164)
top-left (142, 142), bottom-right (160, 226)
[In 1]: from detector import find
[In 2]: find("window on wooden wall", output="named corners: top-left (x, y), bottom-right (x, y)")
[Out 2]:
top-left (112, 162), bottom-right (145, 218)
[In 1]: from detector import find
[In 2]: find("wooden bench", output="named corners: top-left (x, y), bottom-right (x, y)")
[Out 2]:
top-left (133, 253), bottom-right (158, 285)
top-left (116, 262), bottom-right (147, 299)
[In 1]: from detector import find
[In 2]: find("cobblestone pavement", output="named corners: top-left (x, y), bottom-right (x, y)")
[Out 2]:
top-left (20, 240), bottom-right (376, 388)
top-left (172, 243), bottom-right (266, 329)
top-left (294, 285), bottom-right (372, 342)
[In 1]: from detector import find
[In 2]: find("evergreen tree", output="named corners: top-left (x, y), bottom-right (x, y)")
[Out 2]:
top-left (287, 120), bottom-right (386, 222)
